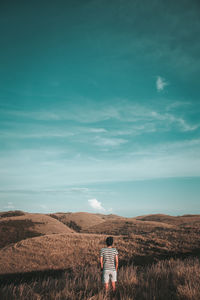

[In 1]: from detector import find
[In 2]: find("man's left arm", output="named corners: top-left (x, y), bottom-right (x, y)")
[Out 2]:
top-left (115, 255), bottom-right (119, 271)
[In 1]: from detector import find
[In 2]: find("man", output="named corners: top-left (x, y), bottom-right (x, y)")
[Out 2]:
top-left (100, 236), bottom-right (119, 292)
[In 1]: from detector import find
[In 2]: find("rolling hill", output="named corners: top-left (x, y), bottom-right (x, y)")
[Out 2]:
top-left (0, 210), bottom-right (200, 276)
top-left (0, 212), bottom-right (74, 249)
top-left (49, 212), bottom-right (123, 231)
top-left (82, 218), bottom-right (174, 235)
top-left (135, 213), bottom-right (200, 226)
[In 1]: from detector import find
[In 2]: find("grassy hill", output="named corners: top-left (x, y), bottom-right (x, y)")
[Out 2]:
top-left (0, 210), bottom-right (200, 299)
top-left (83, 218), bottom-right (174, 235)
top-left (49, 212), bottom-right (122, 232)
top-left (0, 211), bottom-right (200, 275)
top-left (135, 213), bottom-right (200, 226)
top-left (0, 212), bottom-right (74, 249)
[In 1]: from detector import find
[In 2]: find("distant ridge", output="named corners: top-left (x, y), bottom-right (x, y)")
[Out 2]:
top-left (135, 213), bottom-right (200, 225)
top-left (49, 212), bottom-right (122, 231)
top-left (0, 210), bottom-right (25, 218)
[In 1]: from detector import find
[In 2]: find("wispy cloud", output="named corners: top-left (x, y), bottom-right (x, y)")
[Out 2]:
top-left (0, 187), bottom-right (90, 194)
top-left (4, 201), bottom-right (15, 210)
top-left (0, 137), bottom-right (200, 191)
top-left (70, 187), bottom-right (89, 193)
top-left (88, 198), bottom-right (105, 211)
top-left (39, 204), bottom-right (48, 210)
top-left (128, 138), bottom-right (200, 157)
top-left (156, 76), bottom-right (168, 91)
top-left (166, 101), bottom-right (191, 111)
top-left (88, 128), bottom-right (107, 133)
top-left (0, 130), bottom-right (74, 139)
top-left (1, 100), bottom-right (198, 134)
top-left (94, 136), bottom-right (128, 147)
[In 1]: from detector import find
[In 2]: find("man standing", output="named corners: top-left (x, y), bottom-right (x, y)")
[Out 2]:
top-left (100, 236), bottom-right (119, 292)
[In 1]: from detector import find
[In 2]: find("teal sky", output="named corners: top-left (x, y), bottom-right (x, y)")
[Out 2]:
top-left (0, 0), bottom-right (200, 217)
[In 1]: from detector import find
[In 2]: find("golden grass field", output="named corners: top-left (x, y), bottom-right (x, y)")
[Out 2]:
top-left (0, 210), bottom-right (200, 299)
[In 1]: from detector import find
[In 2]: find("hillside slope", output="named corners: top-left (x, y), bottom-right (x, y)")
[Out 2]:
top-left (49, 212), bottom-right (115, 231)
top-left (136, 214), bottom-right (200, 226)
top-left (83, 218), bottom-right (174, 235)
top-left (0, 213), bottom-right (74, 249)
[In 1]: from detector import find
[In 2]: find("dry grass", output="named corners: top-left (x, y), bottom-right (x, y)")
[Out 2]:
top-left (135, 213), bottom-right (200, 224)
top-left (0, 213), bottom-right (74, 249)
top-left (0, 219), bottom-right (43, 249)
top-left (0, 229), bottom-right (199, 275)
top-left (0, 257), bottom-right (199, 300)
top-left (83, 218), bottom-right (174, 235)
top-left (0, 212), bottom-right (200, 275)
top-left (49, 212), bottom-right (122, 231)
top-left (0, 211), bottom-right (200, 299)
top-left (0, 211), bottom-right (25, 219)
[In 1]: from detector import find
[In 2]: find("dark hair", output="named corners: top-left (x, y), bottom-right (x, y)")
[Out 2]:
top-left (106, 236), bottom-right (113, 246)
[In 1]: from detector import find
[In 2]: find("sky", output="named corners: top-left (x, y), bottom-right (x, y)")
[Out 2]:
top-left (0, 0), bottom-right (200, 217)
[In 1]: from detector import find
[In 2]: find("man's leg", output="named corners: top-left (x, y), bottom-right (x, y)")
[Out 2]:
top-left (111, 270), bottom-right (117, 292)
top-left (111, 281), bottom-right (116, 292)
top-left (104, 282), bottom-right (109, 292)
top-left (103, 271), bottom-right (109, 292)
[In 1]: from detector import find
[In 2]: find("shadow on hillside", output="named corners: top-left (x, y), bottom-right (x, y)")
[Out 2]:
top-left (0, 267), bottom-right (73, 286)
top-left (0, 219), bottom-right (43, 249)
top-left (0, 248), bottom-right (200, 286)
top-left (120, 247), bottom-right (200, 267)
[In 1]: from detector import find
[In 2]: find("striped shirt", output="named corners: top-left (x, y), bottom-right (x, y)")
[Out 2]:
top-left (100, 247), bottom-right (118, 271)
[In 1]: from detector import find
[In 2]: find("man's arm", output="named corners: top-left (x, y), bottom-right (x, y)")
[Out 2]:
top-left (115, 255), bottom-right (119, 271)
top-left (100, 256), bottom-right (103, 270)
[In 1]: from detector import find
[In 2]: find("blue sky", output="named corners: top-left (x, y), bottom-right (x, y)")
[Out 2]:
top-left (0, 0), bottom-right (200, 217)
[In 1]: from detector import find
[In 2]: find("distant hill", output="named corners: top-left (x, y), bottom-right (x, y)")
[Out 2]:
top-left (49, 212), bottom-right (122, 231)
top-left (135, 214), bottom-right (200, 226)
top-left (0, 210), bottom-right (25, 218)
top-left (83, 218), bottom-right (174, 235)
top-left (0, 212), bottom-right (74, 249)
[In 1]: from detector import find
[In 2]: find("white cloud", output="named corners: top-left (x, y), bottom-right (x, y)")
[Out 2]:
top-left (0, 130), bottom-right (74, 139)
top-left (156, 76), bottom-right (168, 91)
top-left (70, 187), bottom-right (89, 193)
top-left (89, 128), bottom-right (107, 133)
top-left (94, 136), bottom-right (128, 147)
top-left (39, 204), bottom-right (47, 209)
top-left (88, 199), bottom-right (105, 211)
top-left (4, 202), bottom-right (15, 210)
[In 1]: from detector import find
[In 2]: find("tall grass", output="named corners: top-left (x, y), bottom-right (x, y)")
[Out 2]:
top-left (0, 257), bottom-right (199, 300)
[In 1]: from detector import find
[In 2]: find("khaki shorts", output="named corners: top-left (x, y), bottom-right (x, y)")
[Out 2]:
top-left (102, 270), bottom-right (117, 283)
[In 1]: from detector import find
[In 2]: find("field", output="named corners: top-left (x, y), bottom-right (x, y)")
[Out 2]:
top-left (0, 211), bottom-right (200, 299)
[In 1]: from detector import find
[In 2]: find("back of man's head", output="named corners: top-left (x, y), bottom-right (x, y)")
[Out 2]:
top-left (106, 236), bottom-right (113, 246)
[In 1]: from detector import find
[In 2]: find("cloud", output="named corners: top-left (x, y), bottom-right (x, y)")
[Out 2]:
top-left (0, 130), bottom-right (74, 139)
top-left (39, 204), bottom-right (47, 210)
top-left (156, 76), bottom-right (168, 91)
top-left (1, 100), bottom-right (198, 135)
top-left (147, 111), bottom-right (199, 132)
top-left (4, 202), bottom-right (15, 210)
top-left (94, 136), bottom-right (128, 147)
top-left (70, 187), bottom-right (89, 193)
top-left (88, 199), bottom-right (105, 211)
top-left (0, 104), bottom-right (120, 123)
top-left (0, 187), bottom-right (90, 194)
top-left (89, 128), bottom-right (107, 133)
